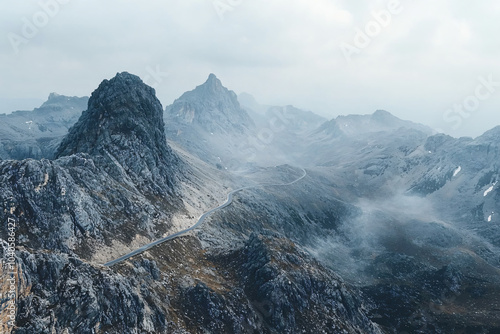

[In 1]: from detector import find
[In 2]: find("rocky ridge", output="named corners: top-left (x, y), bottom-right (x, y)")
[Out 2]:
top-left (1, 72), bottom-right (500, 333)
top-left (0, 93), bottom-right (88, 160)
top-left (56, 72), bottom-right (179, 195)
top-left (0, 72), bottom-right (185, 261)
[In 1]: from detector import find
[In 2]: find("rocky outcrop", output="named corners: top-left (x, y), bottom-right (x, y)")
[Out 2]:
top-left (0, 73), bottom-right (183, 259)
top-left (13, 251), bottom-right (166, 334)
top-left (230, 234), bottom-right (381, 334)
top-left (56, 72), bottom-right (179, 194)
top-left (2, 71), bottom-right (500, 333)
top-left (2, 231), bottom-right (382, 334)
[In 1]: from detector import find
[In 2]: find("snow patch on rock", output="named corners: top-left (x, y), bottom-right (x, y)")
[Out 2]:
top-left (484, 182), bottom-right (497, 197)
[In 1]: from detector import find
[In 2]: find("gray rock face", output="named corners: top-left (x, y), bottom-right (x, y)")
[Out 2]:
top-left (0, 72), bottom-right (183, 259)
top-left (12, 250), bottom-right (163, 334)
top-left (56, 72), bottom-right (179, 195)
top-left (3, 72), bottom-right (500, 333)
top-left (164, 74), bottom-right (256, 168)
top-left (230, 234), bottom-right (381, 334)
top-left (176, 233), bottom-right (382, 334)
top-left (167, 74), bottom-right (254, 134)
top-left (3, 232), bottom-right (382, 334)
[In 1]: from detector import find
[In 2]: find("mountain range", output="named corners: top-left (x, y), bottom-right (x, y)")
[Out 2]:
top-left (1, 72), bottom-right (499, 333)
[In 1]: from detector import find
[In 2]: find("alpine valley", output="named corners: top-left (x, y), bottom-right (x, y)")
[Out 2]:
top-left (1, 72), bottom-right (499, 333)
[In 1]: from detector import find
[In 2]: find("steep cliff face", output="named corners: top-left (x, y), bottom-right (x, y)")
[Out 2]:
top-left (0, 72), bottom-right (183, 260)
top-left (56, 72), bottom-right (179, 195)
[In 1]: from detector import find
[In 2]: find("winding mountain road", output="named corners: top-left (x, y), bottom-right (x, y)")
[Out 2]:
top-left (103, 167), bottom-right (307, 267)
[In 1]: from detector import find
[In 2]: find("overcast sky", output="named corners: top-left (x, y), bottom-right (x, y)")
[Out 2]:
top-left (1, 0), bottom-right (499, 137)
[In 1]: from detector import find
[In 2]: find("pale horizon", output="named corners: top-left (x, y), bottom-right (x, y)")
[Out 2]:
top-left (1, 0), bottom-right (499, 138)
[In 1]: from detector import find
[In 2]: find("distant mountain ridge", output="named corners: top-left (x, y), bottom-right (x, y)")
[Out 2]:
top-left (0, 93), bottom-right (88, 159)
top-left (0, 72), bottom-right (386, 333)
top-left (315, 109), bottom-right (434, 139)
top-left (1, 72), bottom-right (500, 333)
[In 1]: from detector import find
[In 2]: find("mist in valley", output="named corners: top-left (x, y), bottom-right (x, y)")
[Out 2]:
top-left (1, 1), bottom-right (500, 330)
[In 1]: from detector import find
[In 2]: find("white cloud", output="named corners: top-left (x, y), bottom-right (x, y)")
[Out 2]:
top-left (0, 0), bottom-right (499, 137)
top-left (432, 19), bottom-right (472, 47)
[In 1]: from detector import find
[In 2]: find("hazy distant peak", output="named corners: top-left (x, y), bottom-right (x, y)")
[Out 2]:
top-left (166, 73), bottom-right (254, 134)
top-left (39, 92), bottom-right (88, 109)
top-left (206, 73), bottom-right (218, 83)
top-left (335, 109), bottom-right (433, 136)
top-left (475, 125), bottom-right (500, 143)
top-left (201, 73), bottom-right (224, 92)
top-left (48, 92), bottom-right (61, 100)
top-left (424, 133), bottom-right (455, 152)
top-left (371, 109), bottom-right (398, 121)
top-left (370, 109), bottom-right (409, 126)
top-left (315, 118), bottom-right (343, 137)
top-left (175, 73), bottom-right (235, 104)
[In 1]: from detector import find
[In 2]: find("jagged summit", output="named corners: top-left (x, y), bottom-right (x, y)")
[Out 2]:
top-left (165, 73), bottom-right (254, 134)
top-left (204, 73), bottom-right (223, 91)
top-left (176, 73), bottom-right (231, 103)
top-left (38, 92), bottom-right (88, 110)
top-left (56, 72), bottom-right (177, 192)
top-left (57, 72), bottom-right (167, 156)
top-left (48, 92), bottom-right (61, 100)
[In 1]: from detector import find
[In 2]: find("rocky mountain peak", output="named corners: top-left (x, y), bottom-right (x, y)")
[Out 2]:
top-left (57, 72), bottom-right (166, 156)
top-left (371, 109), bottom-right (397, 121)
top-left (165, 74), bottom-right (254, 134)
top-left (181, 73), bottom-right (236, 102)
top-left (37, 92), bottom-right (88, 110)
top-left (48, 92), bottom-right (61, 100)
top-left (204, 73), bottom-right (223, 91)
top-left (55, 72), bottom-right (177, 192)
